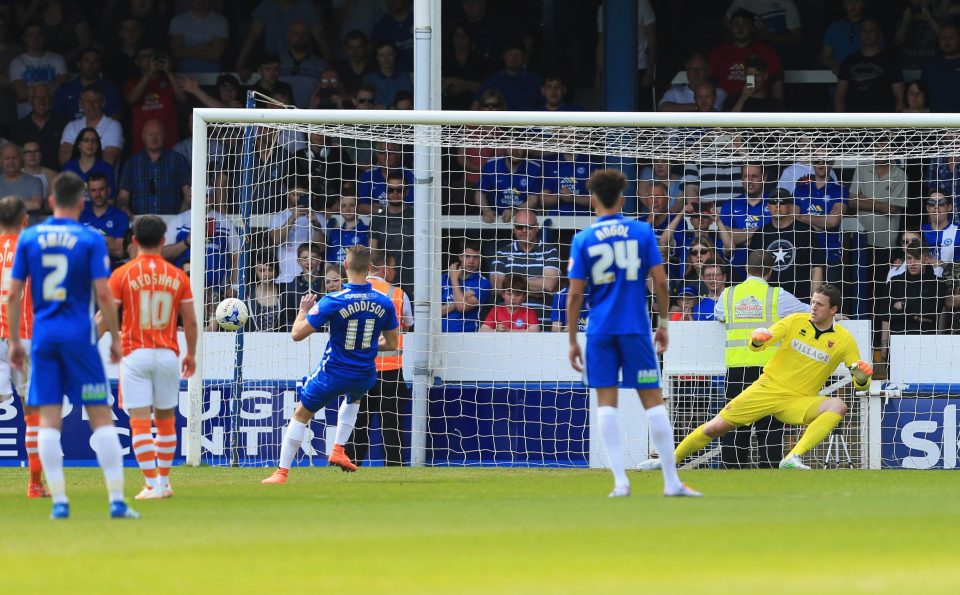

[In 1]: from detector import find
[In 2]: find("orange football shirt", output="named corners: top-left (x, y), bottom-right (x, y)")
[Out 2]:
top-left (0, 233), bottom-right (33, 340)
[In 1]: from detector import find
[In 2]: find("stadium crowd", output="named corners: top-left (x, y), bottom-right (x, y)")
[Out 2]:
top-left (0, 0), bottom-right (958, 363)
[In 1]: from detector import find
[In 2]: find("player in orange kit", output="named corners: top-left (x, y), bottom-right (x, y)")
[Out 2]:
top-left (0, 196), bottom-right (45, 498)
top-left (106, 215), bottom-right (197, 499)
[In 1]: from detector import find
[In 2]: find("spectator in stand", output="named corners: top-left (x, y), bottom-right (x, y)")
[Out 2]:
top-left (725, 55), bottom-right (785, 112)
top-left (280, 242), bottom-right (325, 329)
top-left (52, 48), bottom-right (122, 121)
top-left (103, 17), bottom-right (143, 85)
top-left (924, 153), bottom-right (960, 199)
top-left (480, 274), bottom-right (541, 332)
top-left (61, 127), bottom-right (116, 190)
top-left (280, 20), bottom-right (328, 108)
top-left (362, 41), bottom-right (411, 107)
top-left (748, 189), bottom-right (823, 301)
top-left (921, 22), bottom-right (960, 113)
top-left (709, 9), bottom-right (783, 102)
top-left (358, 141), bottom-right (413, 213)
top-left (883, 245), bottom-right (945, 336)
top-left (100, 0), bottom-right (171, 49)
top-left (308, 69), bottom-right (352, 109)
top-left (234, 0), bottom-right (326, 82)
top-left (300, 131), bottom-right (356, 209)
top-left (660, 202), bottom-right (726, 267)
top-left (638, 160), bottom-right (683, 212)
top-left (850, 145), bottom-right (908, 281)
top-left (248, 51), bottom-right (295, 107)
top-left (540, 152), bottom-right (598, 215)
top-left (125, 45), bottom-right (186, 153)
top-left (692, 82), bottom-right (722, 113)
top-left (921, 192), bottom-right (959, 264)
top-left (489, 208), bottom-right (560, 321)
top-left (270, 184), bottom-right (325, 284)
top-left (0, 144), bottom-right (43, 220)
top-left (895, 0), bottom-right (940, 69)
top-left (21, 1), bottom-right (94, 64)
top-left (659, 53), bottom-right (727, 112)
top-left (441, 238), bottom-right (492, 332)
top-left (540, 73), bottom-right (583, 112)
top-left (323, 262), bottom-right (344, 294)
top-left (246, 258), bottom-right (285, 332)
top-left (12, 83), bottom-right (66, 171)
top-left (59, 84), bottom-right (123, 167)
top-left (179, 73), bottom-right (244, 109)
top-left (821, 0), bottom-right (866, 74)
top-left (595, 0), bottom-right (657, 111)
top-left (372, 0), bottom-right (413, 73)
top-left (0, 12), bottom-right (22, 85)
top-left (887, 230), bottom-right (930, 280)
top-left (691, 263), bottom-right (727, 321)
top-left (442, 21), bottom-right (492, 110)
top-left (550, 285), bottom-right (588, 332)
top-left (370, 170), bottom-right (415, 297)
top-left (325, 194), bottom-right (370, 265)
top-left (476, 148), bottom-right (543, 223)
top-left (670, 285), bottom-right (701, 321)
top-left (78, 172), bottom-right (128, 267)
top-left (777, 140), bottom-right (839, 195)
top-left (835, 19), bottom-right (904, 113)
top-left (682, 157), bottom-right (743, 204)
top-left (640, 181), bottom-right (673, 240)
top-left (450, 88), bottom-right (504, 213)
top-left (669, 234), bottom-right (724, 297)
top-left (335, 30), bottom-right (373, 95)
top-left (168, 0), bottom-right (229, 74)
top-left (390, 89), bottom-right (412, 110)
top-left (117, 119), bottom-right (191, 215)
top-left (8, 21), bottom-right (68, 118)
top-left (901, 80), bottom-right (932, 112)
top-left (725, 0), bottom-right (803, 66)
top-left (456, 0), bottom-right (530, 64)
top-left (793, 159), bottom-right (849, 286)
top-left (20, 140), bottom-right (56, 198)
top-left (474, 41), bottom-right (542, 112)
top-left (717, 163), bottom-right (770, 277)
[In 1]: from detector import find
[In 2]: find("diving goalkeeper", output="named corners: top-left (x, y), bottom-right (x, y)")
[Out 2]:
top-left (639, 283), bottom-right (873, 470)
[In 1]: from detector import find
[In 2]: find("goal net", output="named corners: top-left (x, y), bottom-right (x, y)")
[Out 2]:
top-left (187, 109), bottom-right (960, 470)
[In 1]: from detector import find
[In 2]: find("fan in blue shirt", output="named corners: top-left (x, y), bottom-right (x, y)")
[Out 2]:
top-left (793, 165), bottom-right (849, 270)
top-left (550, 286), bottom-right (589, 331)
top-left (541, 153), bottom-right (600, 215)
top-left (477, 149), bottom-right (543, 221)
top-left (325, 196), bottom-right (370, 264)
top-left (441, 241), bottom-right (492, 332)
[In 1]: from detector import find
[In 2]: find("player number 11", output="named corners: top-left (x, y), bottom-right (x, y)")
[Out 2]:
top-left (588, 239), bottom-right (640, 284)
top-left (344, 318), bottom-right (375, 350)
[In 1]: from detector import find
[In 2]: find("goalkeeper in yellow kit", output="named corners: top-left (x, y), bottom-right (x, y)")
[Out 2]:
top-left (639, 284), bottom-right (874, 470)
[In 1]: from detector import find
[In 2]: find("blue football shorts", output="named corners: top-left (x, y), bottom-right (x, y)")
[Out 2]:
top-left (584, 332), bottom-right (661, 389)
top-left (29, 340), bottom-right (110, 407)
top-left (300, 366), bottom-right (376, 412)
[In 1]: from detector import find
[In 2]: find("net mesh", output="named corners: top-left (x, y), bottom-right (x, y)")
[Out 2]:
top-left (192, 115), bottom-right (960, 469)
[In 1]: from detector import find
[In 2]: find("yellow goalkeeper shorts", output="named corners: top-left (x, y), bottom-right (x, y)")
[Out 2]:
top-left (719, 378), bottom-right (826, 427)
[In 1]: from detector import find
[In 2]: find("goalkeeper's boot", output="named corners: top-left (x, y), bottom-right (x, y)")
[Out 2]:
top-left (261, 468), bottom-right (289, 484)
top-left (608, 484), bottom-right (631, 498)
top-left (665, 483), bottom-right (703, 498)
top-left (135, 485), bottom-right (163, 500)
top-left (778, 454), bottom-right (811, 470)
top-left (109, 501), bottom-right (140, 519)
top-left (328, 444), bottom-right (358, 472)
top-left (636, 458), bottom-right (663, 471)
top-left (27, 482), bottom-right (50, 498)
top-left (50, 502), bottom-right (70, 520)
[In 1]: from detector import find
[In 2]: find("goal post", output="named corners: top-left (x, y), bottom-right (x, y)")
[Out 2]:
top-left (187, 108), bottom-right (960, 469)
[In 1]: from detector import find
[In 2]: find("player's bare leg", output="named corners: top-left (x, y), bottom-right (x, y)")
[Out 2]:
top-left (262, 404), bottom-right (315, 483)
top-left (595, 387), bottom-right (630, 496)
top-left (154, 408), bottom-right (177, 496)
top-left (36, 404), bottom-right (68, 518)
top-left (637, 412), bottom-right (734, 480)
top-left (328, 397), bottom-right (361, 472)
top-left (638, 388), bottom-right (701, 497)
top-left (88, 405), bottom-right (139, 518)
top-left (780, 397), bottom-right (848, 470)
top-left (129, 406), bottom-right (162, 500)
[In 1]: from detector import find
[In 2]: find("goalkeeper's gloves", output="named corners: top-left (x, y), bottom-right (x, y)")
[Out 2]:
top-left (849, 359), bottom-right (874, 390)
top-left (750, 327), bottom-right (772, 348)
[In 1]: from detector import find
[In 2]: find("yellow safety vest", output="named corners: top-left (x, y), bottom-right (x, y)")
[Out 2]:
top-left (369, 277), bottom-right (404, 371)
top-left (723, 278), bottom-right (781, 367)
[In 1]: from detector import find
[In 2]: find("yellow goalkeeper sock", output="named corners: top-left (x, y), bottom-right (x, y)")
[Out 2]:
top-left (787, 411), bottom-right (843, 458)
top-left (674, 425), bottom-right (713, 464)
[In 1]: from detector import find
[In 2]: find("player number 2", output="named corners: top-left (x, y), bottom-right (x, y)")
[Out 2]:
top-left (139, 291), bottom-right (173, 329)
top-left (345, 318), bottom-right (375, 350)
top-left (41, 254), bottom-right (68, 301)
top-left (587, 240), bottom-right (640, 284)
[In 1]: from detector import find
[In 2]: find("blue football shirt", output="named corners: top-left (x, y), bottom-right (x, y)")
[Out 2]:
top-left (542, 154), bottom-right (599, 215)
top-left (550, 286), bottom-right (589, 331)
top-left (794, 181), bottom-right (849, 264)
top-left (12, 217), bottom-right (111, 345)
top-left (325, 219), bottom-right (371, 264)
top-left (441, 270), bottom-right (492, 332)
top-left (719, 195), bottom-right (769, 269)
top-left (306, 282), bottom-right (399, 377)
top-left (479, 156), bottom-right (544, 213)
top-left (567, 214), bottom-right (662, 336)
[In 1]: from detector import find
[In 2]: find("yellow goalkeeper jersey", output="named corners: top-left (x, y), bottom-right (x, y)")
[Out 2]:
top-left (751, 313), bottom-right (861, 396)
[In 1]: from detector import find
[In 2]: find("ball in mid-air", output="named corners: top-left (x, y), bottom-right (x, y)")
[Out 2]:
top-left (216, 297), bottom-right (249, 331)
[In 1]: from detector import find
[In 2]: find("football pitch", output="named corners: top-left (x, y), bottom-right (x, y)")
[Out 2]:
top-left (2, 467), bottom-right (959, 594)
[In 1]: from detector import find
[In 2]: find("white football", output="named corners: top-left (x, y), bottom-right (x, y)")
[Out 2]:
top-left (216, 297), bottom-right (249, 331)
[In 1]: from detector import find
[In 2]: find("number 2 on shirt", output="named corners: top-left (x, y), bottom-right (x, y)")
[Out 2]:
top-left (41, 254), bottom-right (68, 301)
top-left (588, 240), bottom-right (640, 284)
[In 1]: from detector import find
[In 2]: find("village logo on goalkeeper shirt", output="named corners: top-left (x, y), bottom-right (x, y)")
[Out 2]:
top-left (791, 339), bottom-right (829, 363)
top-left (768, 238), bottom-right (796, 272)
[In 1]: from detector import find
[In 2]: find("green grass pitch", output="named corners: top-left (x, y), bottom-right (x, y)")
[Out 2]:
top-left (2, 467), bottom-right (959, 594)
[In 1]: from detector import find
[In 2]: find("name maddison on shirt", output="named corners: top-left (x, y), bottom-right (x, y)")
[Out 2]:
top-left (791, 339), bottom-right (829, 363)
top-left (338, 300), bottom-right (386, 319)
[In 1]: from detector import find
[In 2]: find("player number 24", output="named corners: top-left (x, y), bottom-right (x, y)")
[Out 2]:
top-left (588, 240), bottom-right (640, 284)
top-left (344, 319), bottom-right (375, 350)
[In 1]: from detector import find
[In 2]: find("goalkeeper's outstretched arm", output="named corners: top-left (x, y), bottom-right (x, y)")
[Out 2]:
top-left (748, 317), bottom-right (789, 352)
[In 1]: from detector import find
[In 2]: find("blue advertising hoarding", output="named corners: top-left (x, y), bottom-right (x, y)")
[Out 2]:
top-left (881, 398), bottom-right (960, 469)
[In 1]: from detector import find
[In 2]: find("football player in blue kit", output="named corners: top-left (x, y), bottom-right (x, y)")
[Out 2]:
top-left (567, 169), bottom-right (701, 498)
